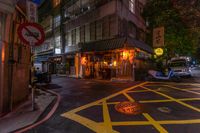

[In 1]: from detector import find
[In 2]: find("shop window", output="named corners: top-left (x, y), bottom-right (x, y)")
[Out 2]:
top-left (53, 0), bottom-right (61, 7)
top-left (129, 0), bottom-right (136, 14)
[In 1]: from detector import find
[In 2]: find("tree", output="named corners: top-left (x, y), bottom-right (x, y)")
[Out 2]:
top-left (143, 0), bottom-right (195, 60)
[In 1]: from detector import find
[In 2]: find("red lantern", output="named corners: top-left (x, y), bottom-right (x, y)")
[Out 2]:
top-left (81, 57), bottom-right (87, 65)
top-left (122, 50), bottom-right (129, 60)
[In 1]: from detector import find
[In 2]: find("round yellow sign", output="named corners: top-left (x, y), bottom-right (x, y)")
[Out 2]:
top-left (154, 48), bottom-right (164, 56)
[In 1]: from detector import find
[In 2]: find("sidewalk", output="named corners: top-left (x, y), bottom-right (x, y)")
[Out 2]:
top-left (0, 89), bottom-right (56, 133)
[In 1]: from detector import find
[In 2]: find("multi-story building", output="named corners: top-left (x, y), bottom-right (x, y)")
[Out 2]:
top-left (63, 0), bottom-right (152, 80)
top-left (35, 0), bottom-right (62, 74)
top-left (0, 0), bottom-right (31, 116)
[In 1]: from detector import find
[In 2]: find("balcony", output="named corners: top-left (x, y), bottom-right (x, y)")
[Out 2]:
top-left (63, 0), bottom-right (117, 30)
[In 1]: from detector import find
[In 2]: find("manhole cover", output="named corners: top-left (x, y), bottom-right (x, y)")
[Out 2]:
top-left (157, 107), bottom-right (171, 113)
top-left (115, 101), bottom-right (142, 115)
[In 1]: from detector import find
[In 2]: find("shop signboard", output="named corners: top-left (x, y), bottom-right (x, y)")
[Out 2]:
top-left (27, 0), bottom-right (38, 22)
top-left (153, 27), bottom-right (164, 48)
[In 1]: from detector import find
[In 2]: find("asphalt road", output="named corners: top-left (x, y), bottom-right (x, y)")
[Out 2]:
top-left (26, 77), bottom-right (200, 133)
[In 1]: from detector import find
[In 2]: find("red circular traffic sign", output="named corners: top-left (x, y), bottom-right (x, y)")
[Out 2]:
top-left (17, 23), bottom-right (45, 46)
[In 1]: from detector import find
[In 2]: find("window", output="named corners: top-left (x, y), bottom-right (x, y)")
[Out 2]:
top-left (53, 0), bottom-right (61, 7)
top-left (66, 31), bottom-right (72, 46)
top-left (90, 22), bottom-right (96, 41)
top-left (72, 29), bottom-right (76, 45)
top-left (54, 15), bottom-right (61, 28)
top-left (85, 24), bottom-right (90, 42)
top-left (55, 35), bottom-right (61, 54)
top-left (55, 36), bottom-right (61, 47)
top-left (129, 0), bottom-right (136, 14)
top-left (96, 20), bottom-right (102, 40)
top-left (80, 26), bottom-right (85, 43)
top-left (76, 28), bottom-right (80, 44)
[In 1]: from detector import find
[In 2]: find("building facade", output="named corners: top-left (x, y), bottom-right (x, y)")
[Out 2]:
top-left (37, 0), bottom-right (152, 80)
top-left (0, 0), bottom-right (31, 116)
top-left (35, 0), bottom-right (62, 74)
top-left (63, 0), bottom-right (152, 80)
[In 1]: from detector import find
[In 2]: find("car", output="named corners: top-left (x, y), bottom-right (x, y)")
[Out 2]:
top-left (168, 57), bottom-right (192, 77)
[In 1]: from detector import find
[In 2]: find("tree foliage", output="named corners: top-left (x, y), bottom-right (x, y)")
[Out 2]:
top-left (143, 0), bottom-right (195, 59)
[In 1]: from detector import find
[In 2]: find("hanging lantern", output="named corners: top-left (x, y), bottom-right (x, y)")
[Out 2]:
top-left (122, 50), bottom-right (129, 60)
top-left (81, 57), bottom-right (87, 65)
top-left (113, 60), bottom-right (117, 67)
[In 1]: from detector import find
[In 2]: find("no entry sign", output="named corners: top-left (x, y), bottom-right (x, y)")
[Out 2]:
top-left (18, 23), bottom-right (45, 46)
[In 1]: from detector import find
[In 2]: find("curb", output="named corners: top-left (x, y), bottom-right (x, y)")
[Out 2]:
top-left (15, 89), bottom-right (61, 133)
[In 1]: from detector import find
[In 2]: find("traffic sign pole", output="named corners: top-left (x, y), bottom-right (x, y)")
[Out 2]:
top-left (17, 22), bottom-right (45, 111)
top-left (30, 42), bottom-right (35, 111)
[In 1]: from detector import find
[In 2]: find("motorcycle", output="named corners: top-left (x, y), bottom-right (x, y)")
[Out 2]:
top-left (147, 69), bottom-right (181, 82)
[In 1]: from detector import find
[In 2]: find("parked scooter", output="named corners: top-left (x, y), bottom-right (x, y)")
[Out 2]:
top-left (147, 68), bottom-right (181, 82)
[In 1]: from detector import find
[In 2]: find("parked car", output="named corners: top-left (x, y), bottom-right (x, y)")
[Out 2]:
top-left (168, 57), bottom-right (192, 77)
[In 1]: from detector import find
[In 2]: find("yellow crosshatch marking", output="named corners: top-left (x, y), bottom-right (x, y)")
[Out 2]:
top-left (61, 82), bottom-right (200, 133)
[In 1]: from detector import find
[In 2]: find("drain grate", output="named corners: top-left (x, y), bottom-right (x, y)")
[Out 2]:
top-left (115, 101), bottom-right (143, 115)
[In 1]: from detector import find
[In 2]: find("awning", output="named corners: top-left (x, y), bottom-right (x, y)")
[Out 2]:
top-left (79, 37), bottom-right (153, 54)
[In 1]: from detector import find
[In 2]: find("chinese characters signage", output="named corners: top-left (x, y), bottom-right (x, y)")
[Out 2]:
top-left (153, 27), bottom-right (164, 48)
top-left (27, 1), bottom-right (38, 22)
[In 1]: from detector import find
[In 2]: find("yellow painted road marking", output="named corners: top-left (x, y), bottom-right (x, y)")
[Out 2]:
top-left (147, 82), bottom-right (200, 86)
top-left (143, 113), bottom-right (168, 133)
top-left (179, 98), bottom-right (200, 101)
top-left (62, 82), bottom-right (200, 132)
top-left (139, 99), bottom-right (173, 103)
top-left (61, 82), bottom-right (148, 132)
top-left (111, 119), bottom-right (200, 126)
top-left (179, 88), bottom-right (200, 90)
top-left (61, 113), bottom-right (108, 133)
top-left (164, 85), bottom-right (200, 95)
top-left (159, 119), bottom-right (200, 124)
top-left (123, 88), bottom-right (168, 133)
top-left (102, 100), bottom-right (118, 133)
top-left (112, 121), bottom-right (150, 126)
top-left (141, 86), bottom-right (200, 112)
top-left (123, 92), bottom-right (135, 102)
top-left (62, 82), bottom-right (148, 114)
top-left (99, 98), bottom-right (200, 105)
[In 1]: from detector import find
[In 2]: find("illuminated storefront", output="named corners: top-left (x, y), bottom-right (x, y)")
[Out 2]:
top-left (77, 37), bottom-right (152, 80)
